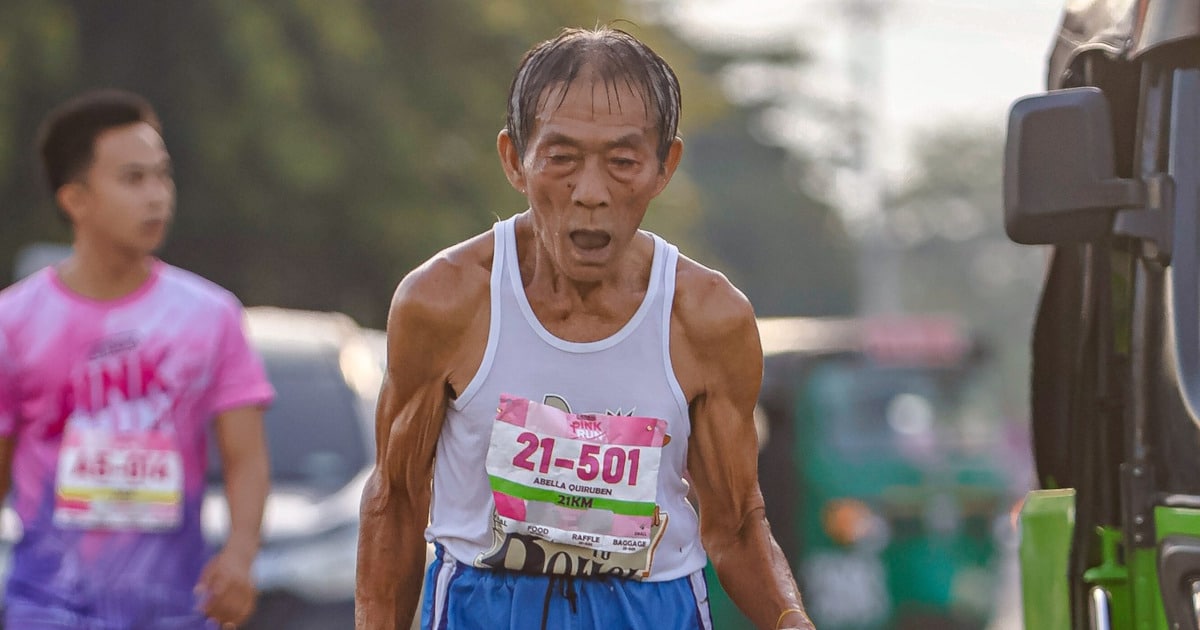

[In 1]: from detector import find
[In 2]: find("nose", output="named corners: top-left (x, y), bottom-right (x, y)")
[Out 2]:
top-left (570, 157), bottom-right (610, 210)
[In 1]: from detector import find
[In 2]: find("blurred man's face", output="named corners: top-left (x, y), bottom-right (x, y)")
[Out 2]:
top-left (69, 122), bottom-right (174, 257)
top-left (507, 72), bottom-right (681, 284)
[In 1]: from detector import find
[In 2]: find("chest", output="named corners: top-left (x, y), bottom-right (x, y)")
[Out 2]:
top-left (12, 316), bottom-right (223, 435)
top-left (522, 287), bottom-right (647, 344)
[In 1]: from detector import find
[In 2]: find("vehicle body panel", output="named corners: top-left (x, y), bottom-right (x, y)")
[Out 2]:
top-left (1048, 0), bottom-right (1200, 88)
top-left (1018, 489), bottom-right (1074, 630)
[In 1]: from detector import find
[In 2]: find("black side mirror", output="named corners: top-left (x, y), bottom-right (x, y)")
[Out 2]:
top-left (1003, 87), bottom-right (1145, 244)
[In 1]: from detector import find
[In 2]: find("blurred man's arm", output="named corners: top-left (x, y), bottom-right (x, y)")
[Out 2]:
top-left (356, 250), bottom-right (488, 630)
top-left (1, 326), bottom-right (15, 503)
top-left (0, 436), bottom-right (12, 502)
top-left (199, 405), bottom-right (270, 626)
top-left (675, 265), bottom-right (814, 630)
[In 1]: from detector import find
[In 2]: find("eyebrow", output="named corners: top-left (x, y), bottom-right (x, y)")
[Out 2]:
top-left (541, 132), bottom-right (648, 151)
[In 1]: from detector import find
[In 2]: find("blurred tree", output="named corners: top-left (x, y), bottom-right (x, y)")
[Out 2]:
top-left (641, 29), bottom-right (857, 316)
top-left (0, 2), bottom-right (78, 279)
top-left (0, 0), bottom-right (853, 326)
top-left (682, 108), bottom-right (856, 316)
top-left (886, 123), bottom-right (1045, 416)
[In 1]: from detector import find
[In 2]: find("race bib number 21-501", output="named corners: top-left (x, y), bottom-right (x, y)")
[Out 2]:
top-left (485, 395), bottom-right (666, 555)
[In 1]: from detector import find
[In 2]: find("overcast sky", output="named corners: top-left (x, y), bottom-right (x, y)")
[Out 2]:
top-left (669, 0), bottom-right (1066, 176)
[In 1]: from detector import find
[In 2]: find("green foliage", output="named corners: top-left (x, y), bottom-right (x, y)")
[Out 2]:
top-left (684, 110), bottom-right (856, 316)
top-left (0, 1), bottom-right (77, 273)
top-left (0, 0), bottom-right (853, 327)
top-left (670, 40), bottom-right (856, 316)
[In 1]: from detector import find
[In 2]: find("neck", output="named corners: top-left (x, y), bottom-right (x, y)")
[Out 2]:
top-left (525, 238), bottom-right (619, 313)
top-left (58, 239), bottom-right (155, 301)
top-left (517, 217), bottom-right (652, 321)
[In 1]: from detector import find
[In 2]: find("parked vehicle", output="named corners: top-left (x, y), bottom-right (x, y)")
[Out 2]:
top-left (706, 316), bottom-right (1014, 630)
top-left (9, 242), bottom-right (71, 284)
top-left (204, 307), bottom-right (382, 630)
top-left (1003, 1), bottom-right (1200, 628)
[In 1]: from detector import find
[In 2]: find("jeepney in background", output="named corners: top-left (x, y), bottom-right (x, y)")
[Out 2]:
top-left (708, 316), bottom-right (1016, 630)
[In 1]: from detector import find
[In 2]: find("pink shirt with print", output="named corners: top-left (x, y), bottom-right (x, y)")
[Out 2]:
top-left (0, 260), bottom-right (273, 627)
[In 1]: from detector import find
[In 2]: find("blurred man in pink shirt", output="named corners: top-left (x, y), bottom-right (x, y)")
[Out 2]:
top-left (0, 89), bottom-right (275, 629)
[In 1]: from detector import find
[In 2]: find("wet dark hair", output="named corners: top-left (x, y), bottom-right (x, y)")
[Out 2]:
top-left (505, 26), bottom-right (682, 163)
top-left (36, 88), bottom-right (161, 195)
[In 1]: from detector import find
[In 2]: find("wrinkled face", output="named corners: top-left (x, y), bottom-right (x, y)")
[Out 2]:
top-left (500, 74), bottom-right (681, 283)
top-left (65, 122), bottom-right (174, 256)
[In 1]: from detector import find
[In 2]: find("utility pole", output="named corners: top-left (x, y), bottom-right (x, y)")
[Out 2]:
top-left (842, 0), bottom-right (899, 316)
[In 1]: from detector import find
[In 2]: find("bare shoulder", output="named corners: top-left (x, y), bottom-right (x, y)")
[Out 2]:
top-left (671, 254), bottom-right (759, 351)
top-left (388, 229), bottom-right (493, 340)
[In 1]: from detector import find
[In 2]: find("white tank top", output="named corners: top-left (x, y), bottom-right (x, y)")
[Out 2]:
top-left (425, 216), bottom-right (705, 582)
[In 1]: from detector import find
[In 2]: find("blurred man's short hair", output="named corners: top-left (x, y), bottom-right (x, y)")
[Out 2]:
top-left (37, 88), bottom-right (162, 195)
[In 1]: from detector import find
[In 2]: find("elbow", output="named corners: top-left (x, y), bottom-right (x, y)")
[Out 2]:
top-left (704, 504), bottom-right (769, 561)
top-left (360, 470), bottom-right (393, 520)
top-left (360, 468), bottom-right (427, 521)
top-left (222, 446), bottom-right (269, 483)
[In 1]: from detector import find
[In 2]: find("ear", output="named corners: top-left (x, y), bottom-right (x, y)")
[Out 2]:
top-left (653, 137), bottom-right (684, 197)
top-left (497, 129), bottom-right (528, 195)
top-left (55, 182), bottom-right (87, 225)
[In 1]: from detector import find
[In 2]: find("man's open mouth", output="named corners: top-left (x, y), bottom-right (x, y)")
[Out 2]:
top-left (570, 230), bottom-right (611, 250)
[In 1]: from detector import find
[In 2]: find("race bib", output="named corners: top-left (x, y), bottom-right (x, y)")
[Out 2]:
top-left (53, 426), bottom-right (184, 531)
top-left (484, 395), bottom-right (666, 555)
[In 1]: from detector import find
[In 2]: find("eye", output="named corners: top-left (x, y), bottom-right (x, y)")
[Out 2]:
top-left (610, 158), bottom-right (637, 168)
top-left (548, 154), bottom-right (576, 165)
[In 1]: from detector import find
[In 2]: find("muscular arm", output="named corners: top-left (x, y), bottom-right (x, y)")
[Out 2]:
top-left (356, 242), bottom-right (490, 630)
top-left (675, 264), bottom-right (814, 630)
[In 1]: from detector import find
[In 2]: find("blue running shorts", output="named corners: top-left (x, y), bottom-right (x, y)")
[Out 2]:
top-left (421, 544), bottom-right (714, 630)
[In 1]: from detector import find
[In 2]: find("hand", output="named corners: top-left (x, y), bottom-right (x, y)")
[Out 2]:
top-left (195, 546), bottom-right (258, 627)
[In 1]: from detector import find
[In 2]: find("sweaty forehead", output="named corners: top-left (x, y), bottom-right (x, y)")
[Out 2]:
top-left (533, 73), bottom-right (654, 129)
